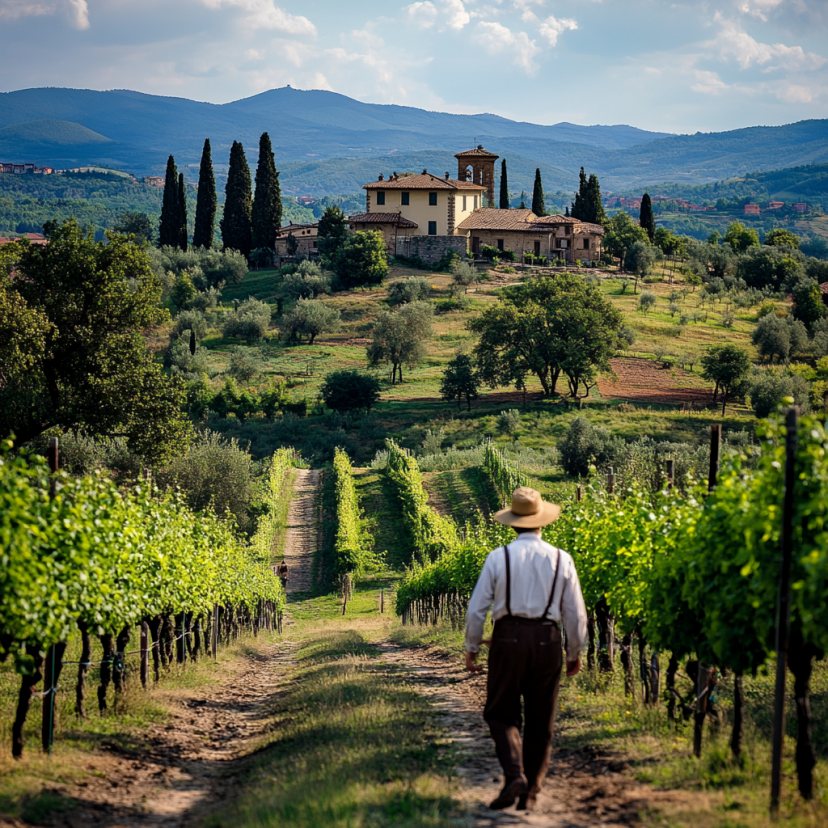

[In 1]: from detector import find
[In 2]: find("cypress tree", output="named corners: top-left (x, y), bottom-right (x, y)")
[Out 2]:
top-left (639, 192), bottom-right (655, 241)
top-left (193, 138), bottom-right (216, 249)
top-left (499, 159), bottom-right (509, 209)
top-left (221, 140), bottom-right (253, 257)
top-left (177, 172), bottom-right (188, 251)
top-left (158, 155), bottom-right (179, 247)
top-left (251, 131), bottom-right (282, 250)
top-left (531, 168), bottom-right (545, 216)
top-left (586, 174), bottom-right (607, 225)
top-left (570, 166), bottom-right (587, 220)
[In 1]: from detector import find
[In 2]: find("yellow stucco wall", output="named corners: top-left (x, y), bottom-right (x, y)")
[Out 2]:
top-left (367, 187), bottom-right (482, 236)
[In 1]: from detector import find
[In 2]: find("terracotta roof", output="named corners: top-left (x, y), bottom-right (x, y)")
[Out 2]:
top-left (276, 223), bottom-right (318, 235)
top-left (456, 208), bottom-right (537, 231)
top-left (364, 171), bottom-right (485, 191)
top-left (348, 212), bottom-right (418, 229)
top-left (533, 214), bottom-right (577, 226)
top-left (455, 145), bottom-right (499, 159)
top-left (574, 221), bottom-right (605, 236)
top-left (820, 282), bottom-right (828, 295)
top-left (456, 209), bottom-right (606, 235)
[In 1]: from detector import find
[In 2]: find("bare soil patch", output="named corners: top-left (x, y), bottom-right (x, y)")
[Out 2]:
top-left (19, 640), bottom-right (296, 828)
top-left (598, 358), bottom-right (712, 407)
top-left (282, 468), bottom-right (321, 596)
top-left (377, 642), bottom-right (696, 827)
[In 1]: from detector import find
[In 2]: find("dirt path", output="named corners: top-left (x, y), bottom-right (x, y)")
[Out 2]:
top-left (281, 468), bottom-right (321, 596)
top-left (378, 641), bottom-right (683, 827)
top-left (34, 640), bottom-right (296, 827)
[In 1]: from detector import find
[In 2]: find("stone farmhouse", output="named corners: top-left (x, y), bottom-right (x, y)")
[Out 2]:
top-left (275, 222), bottom-right (319, 257)
top-left (350, 146), bottom-right (603, 264)
top-left (280, 145), bottom-right (604, 265)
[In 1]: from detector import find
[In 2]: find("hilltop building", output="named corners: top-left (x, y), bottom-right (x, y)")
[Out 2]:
top-left (278, 146), bottom-right (604, 265)
top-left (275, 223), bottom-right (319, 257)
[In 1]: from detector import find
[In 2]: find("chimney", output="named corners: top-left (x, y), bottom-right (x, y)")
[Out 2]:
top-left (445, 171), bottom-right (450, 179)
top-left (422, 168), bottom-right (428, 174)
top-left (378, 173), bottom-right (384, 181)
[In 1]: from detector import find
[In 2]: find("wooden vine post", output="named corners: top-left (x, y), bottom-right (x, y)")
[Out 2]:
top-left (770, 407), bottom-right (798, 817)
top-left (42, 437), bottom-right (67, 754)
top-left (692, 425), bottom-right (722, 758)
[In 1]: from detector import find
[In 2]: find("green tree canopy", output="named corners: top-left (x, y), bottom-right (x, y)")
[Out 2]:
top-left (367, 300), bottom-right (433, 384)
top-left (701, 344), bottom-right (752, 415)
top-left (321, 370), bottom-right (381, 413)
top-left (221, 141), bottom-right (253, 258)
top-left (531, 168), bottom-right (546, 216)
top-left (334, 230), bottom-right (388, 289)
top-left (193, 138), bottom-right (216, 249)
top-left (470, 273), bottom-right (624, 398)
top-left (603, 211), bottom-right (648, 270)
top-left (736, 246), bottom-right (804, 290)
top-left (791, 277), bottom-right (827, 331)
top-left (177, 172), bottom-right (188, 251)
top-left (251, 131), bottom-right (282, 251)
top-left (0, 221), bottom-right (189, 463)
top-left (282, 298), bottom-right (340, 344)
top-left (113, 211), bottom-right (153, 244)
top-left (440, 353), bottom-right (480, 410)
top-left (159, 155), bottom-right (181, 248)
top-left (317, 205), bottom-right (349, 263)
top-left (639, 193), bottom-right (655, 241)
top-left (764, 228), bottom-right (800, 249)
top-left (724, 221), bottom-right (760, 253)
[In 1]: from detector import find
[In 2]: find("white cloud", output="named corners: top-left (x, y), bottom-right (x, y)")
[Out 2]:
top-left (538, 14), bottom-right (577, 47)
top-left (66, 0), bottom-right (87, 29)
top-left (711, 14), bottom-right (825, 71)
top-left (691, 69), bottom-right (729, 94)
top-left (405, 1), bottom-right (438, 28)
top-left (0, 0), bottom-right (88, 29)
top-left (199, 0), bottom-right (315, 36)
top-left (405, 0), bottom-right (469, 31)
top-left (475, 20), bottom-right (539, 73)
top-left (774, 81), bottom-right (814, 103)
top-left (443, 0), bottom-right (470, 30)
top-left (737, 0), bottom-right (784, 21)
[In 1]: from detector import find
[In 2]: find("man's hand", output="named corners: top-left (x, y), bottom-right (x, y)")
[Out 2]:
top-left (566, 657), bottom-right (580, 677)
top-left (465, 650), bottom-right (483, 673)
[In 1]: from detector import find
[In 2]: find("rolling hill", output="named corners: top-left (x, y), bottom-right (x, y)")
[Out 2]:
top-left (0, 86), bottom-right (826, 198)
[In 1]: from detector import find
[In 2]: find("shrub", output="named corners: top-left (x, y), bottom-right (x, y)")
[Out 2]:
top-left (334, 230), bottom-right (388, 289)
top-left (497, 409), bottom-right (521, 438)
top-left (155, 430), bottom-right (255, 530)
top-left (321, 370), bottom-right (381, 413)
top-left (559, 417), bottom-right (622, 477)
top-left (228, 346), bottom-right (258, 382)
top-left (748, 368), bottom-right (810, 418)
top-left (172, 309), bottom-right (208, 342)
top-left (387, 277), bottom-right (430, 306)
top-left (282, 298), bottom-right (340, 344)
top-left (223, 297), bottom-right (271, 343)
top-left (638, 291), bottom-right (657, 312)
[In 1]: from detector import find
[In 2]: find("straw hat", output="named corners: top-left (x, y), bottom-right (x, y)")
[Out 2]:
top-left (494, 486), bottom-right (561, 528)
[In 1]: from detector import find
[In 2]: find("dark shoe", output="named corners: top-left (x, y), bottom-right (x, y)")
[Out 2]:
top-left (489, 776), bottom-right (528, 810)
top-left (517, 792), bottom-right (537, 811)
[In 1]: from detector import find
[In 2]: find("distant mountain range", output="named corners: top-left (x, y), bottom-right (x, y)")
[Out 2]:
top-left (1, 86), bottom-right (827, 197)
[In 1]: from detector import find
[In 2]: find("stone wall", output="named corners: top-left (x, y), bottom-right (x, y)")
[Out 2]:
top-left (394, 234), bottom-right (467, 265)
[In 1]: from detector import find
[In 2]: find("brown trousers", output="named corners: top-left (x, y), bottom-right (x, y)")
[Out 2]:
top-left (484, 616), bottom-right (563, 791)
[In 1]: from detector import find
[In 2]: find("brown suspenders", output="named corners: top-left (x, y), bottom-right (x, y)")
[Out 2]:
top-left (502, 544), bottom-right (562, 621)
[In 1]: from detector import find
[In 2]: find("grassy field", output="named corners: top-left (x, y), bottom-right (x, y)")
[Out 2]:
top-left (199, 260), bottom-right (758, 468)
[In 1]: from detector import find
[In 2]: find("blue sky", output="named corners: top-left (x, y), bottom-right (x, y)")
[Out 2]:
top-left (0, 0), bottom-right (826, 133)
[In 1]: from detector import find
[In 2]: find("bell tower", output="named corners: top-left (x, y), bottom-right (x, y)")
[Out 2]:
top-left (455, 145), bottom-right (499, 207)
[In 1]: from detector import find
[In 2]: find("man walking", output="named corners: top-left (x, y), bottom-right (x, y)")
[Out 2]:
top-left (465, 486), bottom-right (588, 812)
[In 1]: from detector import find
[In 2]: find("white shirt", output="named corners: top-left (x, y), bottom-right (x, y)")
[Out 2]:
top-left (464, 532), bottom-right (588, 659)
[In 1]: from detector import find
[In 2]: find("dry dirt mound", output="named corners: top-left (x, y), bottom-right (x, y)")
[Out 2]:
top-left (599, 358), bottom-right (712, 407)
